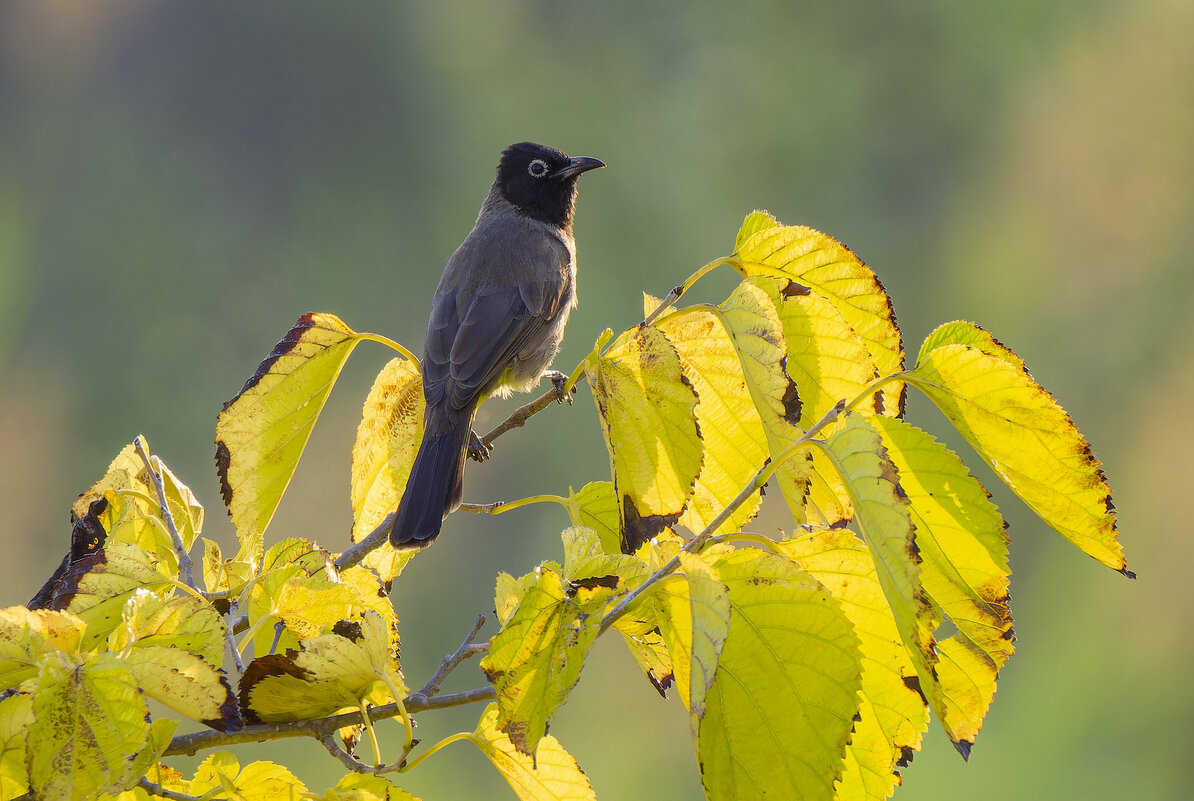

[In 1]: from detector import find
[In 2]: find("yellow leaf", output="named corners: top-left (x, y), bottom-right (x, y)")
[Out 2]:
top-left (351, 356), bottom-right (424, 582)
top-left (816, 413), bottom-right (940, 733)
top-left (126, 647), bottom-right (239, 731)
top-left (561, 527), bottom-right (649, 612)
top-left (0, 692), bottom-right (33, 798)
top-left (871, 415), bottom-right (1013, 754)
top-left (591, 325), bottom-right (702, 553)
top-left (778, 529), bottom-right (929, 801)
top-left (109, 590), bottom-right (226, 666)
top-left (654, 552), bottom-right (729, 720)
top-left (189, 752), bottom-right (307, 798)
top-left (908, 322), bottom-right (1126, 573)
top-left (619, 624), bottom-right (674, 698)
top-left (216, 313), bottom-right (371, 562)
top-left (732, 209), bottom-right (781, 253)
top-left (48, 542), bottom-right (173, 650)
top-left (200, 537), bottom-right (254, 597)
top-left (27, 652), bottom-right (150, 800)
top-left (471, 703), bottom-right (596, 801)
top-left (480, 567), bottom-right (598, 756)
top-left (494, 571), bottom-right (537, 628)
top-left (317, 774), bottom-right (422, 801)
top-left (731, 215), bottom-right (904, 411)
top-left (698, 548), bottom-right (862, 801)
top-left (0, 606), bottom-right (86, 690)
top-left (655, 306), bottom-right (768, 535)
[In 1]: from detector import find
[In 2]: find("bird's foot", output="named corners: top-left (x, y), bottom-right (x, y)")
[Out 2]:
top-left (543, 370), bottom-right (573, 405)
top-left (467, 430), bottom-right (492, 463)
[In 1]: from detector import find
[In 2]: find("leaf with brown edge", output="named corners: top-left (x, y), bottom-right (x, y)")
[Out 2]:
top-left (470, 702), bottom-right (596, 801)
top-left (730, 213), bottom-right (905, 416)
top-left (216, 313), bottom-right (373, 562)
top-left (870, 415), bottom-right (1013, 754)
top-left (590, 325), bottom-right (702, 553)
top-left (125, 646), bottom-right (241, 732)
top-left (908, 321), bottom-right (1127, 574)
top-left (654, 304), bottom-right (768, 536)
top-left (108, 590), bottom-right (226, 667)
top-left (351, 356), bottom-right (424, 582)
top-left (480, 567), bottom-right (598, 756)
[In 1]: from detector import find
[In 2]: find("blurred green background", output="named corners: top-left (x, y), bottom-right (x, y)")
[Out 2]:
top-left (1, 1), bottom-right (1190, 798)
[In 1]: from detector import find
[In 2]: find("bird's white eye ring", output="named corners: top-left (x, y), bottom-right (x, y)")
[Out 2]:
top-left (527, 159), bottom-right (549, 178)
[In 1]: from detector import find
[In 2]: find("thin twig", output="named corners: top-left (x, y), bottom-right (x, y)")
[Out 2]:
top-left (335, 512), bottom-right (395, 572)
top-left (409, 615), bottom-right (488, 703)
top-left (134, 436), bottom-right (196, 590)
top-left (139, 777), bottom-right (201, 801)
top-left (225, 599), bottom-right (244, 675)
top-left (164, 685), bottom-right (495, 757)
top-left (319, 733), bottom-right (380, 774)
top-left (478, 382), bottom-right (574, 450)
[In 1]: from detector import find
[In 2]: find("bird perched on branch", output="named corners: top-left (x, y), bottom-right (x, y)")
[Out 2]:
top-left (390, 142), bottom-right (604, 549)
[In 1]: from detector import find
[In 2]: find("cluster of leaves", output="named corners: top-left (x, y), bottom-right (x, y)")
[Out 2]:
top-left (0, 213), bottom-right (1127, 801)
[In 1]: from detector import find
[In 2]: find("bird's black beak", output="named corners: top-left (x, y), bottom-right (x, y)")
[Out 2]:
top-left (557, 156), bottom-right (605, 179)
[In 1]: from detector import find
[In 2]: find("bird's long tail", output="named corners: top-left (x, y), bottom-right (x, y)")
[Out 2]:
top-left (389, 412), bottom-right (473, 549)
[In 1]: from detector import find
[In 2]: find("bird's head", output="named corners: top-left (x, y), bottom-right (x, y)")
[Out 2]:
top-left (494, 142), bottom-right (604, 230)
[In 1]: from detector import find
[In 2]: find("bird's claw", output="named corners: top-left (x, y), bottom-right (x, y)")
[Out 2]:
top-left (467, 430), bottom-right (492, 462)
top-left (545, 370), bottom-right (573, 405)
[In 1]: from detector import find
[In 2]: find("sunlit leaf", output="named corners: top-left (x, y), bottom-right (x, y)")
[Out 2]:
top-left (908, 322), bottom-right (1126, 573)
top-left (471, 703), bottom-right (596, 801)
top-left (480, 567), bottom-right (598, 756)
top-left (568, 481), bottom-right (622, 555)
top-left (188, 752), bottom-right (307, 798)
top-left (817, 413), bottom-right (940, 727)
top-left (0, 606), bottom-right (86, 690)
top-left (730, 213), bottom-right (904, 415)
top-left (561, 526), bottom-right (649, 612)
top-left (591, 325), bottom-right (702, 552)
top-left (653, 552), bottom-right (729, 720)
top-left (109, 590), bottom-right (226, 666)
top-left (216, 313), bottom-right (373, 562)
top-left (126, 647), bottom-right (240, 731)
top-left (27, 652), bottom-right (150, 800)
top-left (698, 548), bottom-right (862, 801)
top-left (655, 304), bottom-right (767, 534)
top-left (315, 774), bottom-right (422, 801)
top-left (871, 415), bottom-right (1013, 754)
top-left (351, 356), bottom-right (423, 582)
top-left (48, 542), bottom-right (173, 650)
top-left (0, 692), bottom-right (33, 798)
top-left (200, 537), bottom-right (253, 597)
top-left (778, 529), bottom-right (930, 800)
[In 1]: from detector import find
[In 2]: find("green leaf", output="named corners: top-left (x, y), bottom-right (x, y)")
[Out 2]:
top-left (591, 324), bottom-right (702, 552)
top-left (216, 313), bottom-right (373, 562)
top-left (908, 321), bottom-right (1126, 573)
top-left (471, 703), bottom-right (596, 801)
top-left (350, 356), bottom-right (424, 582)
top-left (480, 567), bottom-right (598, 756)
top-left (0, 692), bottom-right (33, 798)
top-left (0, 606), bottom-right (86, 690)
top-left (561, 527), bottom-right (649, 612)
top-left (27, 652), bottom-right (150, 800)
top-left (655, 305), bottom-right (768, 535)
top-left (870, 415), bottom-right (1013, 754)
top-left (732, 210), bottom-right (781, 253)
top-left (778, 529), bottom-right (930, 800)
top-left (568, 481), bottom-right (622, 555)
top-left (698, 548), bottom-right (862, 801)
top-left (731, 219), bottom-right (905, 415)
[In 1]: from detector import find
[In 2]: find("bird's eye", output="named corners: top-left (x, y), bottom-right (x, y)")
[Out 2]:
top-left (527, 159), bottom-right (549, 178)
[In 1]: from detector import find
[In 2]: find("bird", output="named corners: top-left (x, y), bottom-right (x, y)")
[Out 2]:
top-left (390, 142), bottom-right (604, 549)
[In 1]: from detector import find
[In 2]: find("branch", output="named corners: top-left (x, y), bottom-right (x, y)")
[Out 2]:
top-left (134, 436), bottom-right (196, 590)
top-left (335, 512), bottom-right (395, 572)
top-left (478, 381), bottom-right (575, 451)
top-left (408, 615), bottom-right (488, 703)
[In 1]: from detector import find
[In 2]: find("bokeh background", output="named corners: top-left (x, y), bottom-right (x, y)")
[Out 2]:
top-left (1, 1), bottom-right (1190, 798)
